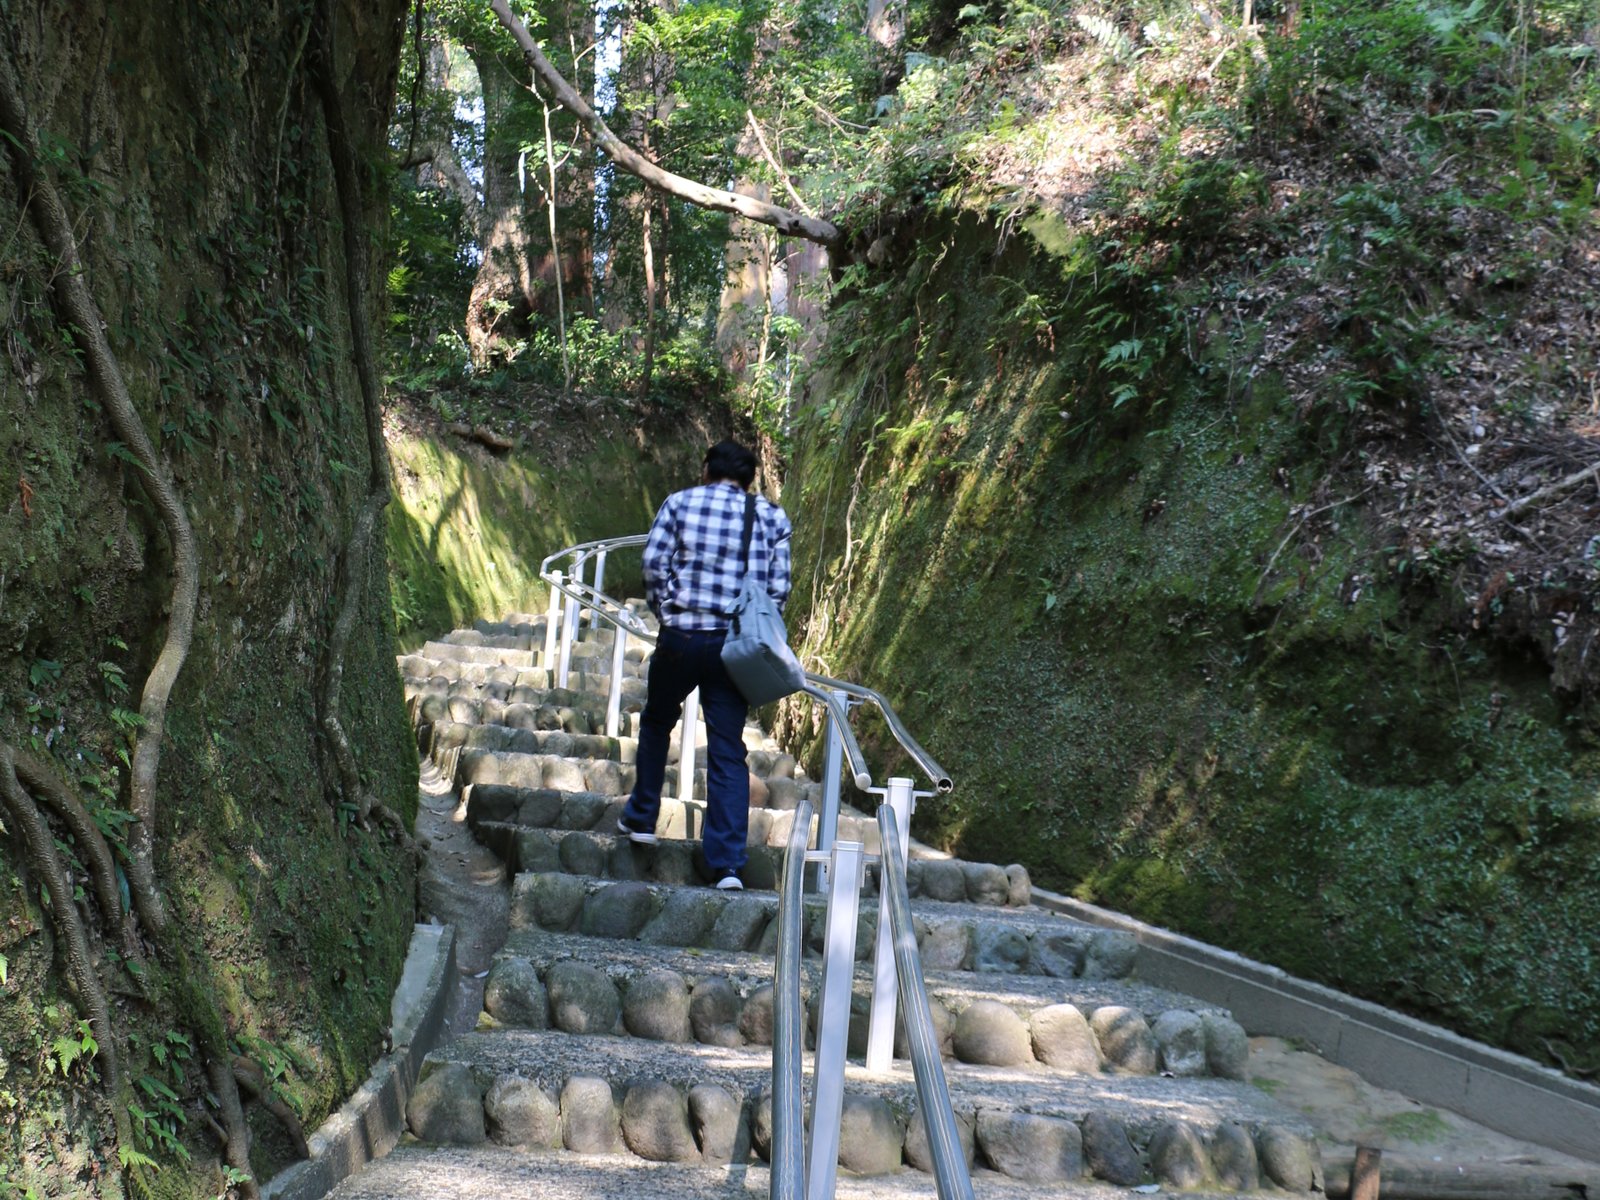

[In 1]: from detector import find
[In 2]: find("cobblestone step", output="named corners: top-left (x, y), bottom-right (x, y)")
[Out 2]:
top-left (325, 1143), bottom-right (1253, 1200)
top-left (417, 638), bottom-right (651, 677)
top-left (403, 1028), bottom-right (1319, 1190)
top-left (505, 874), bottom-right (1136, 981)
top-left (482, 928), bottom-right (1249, 1079)
top-left (401, 656), bottom-right (648, 697)
top-left (474, 816), bottom-right (1033, 909)
top-left (453, 749), bottom-right (809, 803)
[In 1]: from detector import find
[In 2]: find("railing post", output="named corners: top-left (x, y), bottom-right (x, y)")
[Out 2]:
top-left (541, 571), bottom-right (563, 671)
top-left (866, 776), bottom-right (915, 1074)
top-left (605, 605), bottom-right (629, 739)
top-left (806, 838), bottom-right (864, 1200)
top-left (557, 587), bottom-right (580, 689)
top-left (771, 799), bottom-right (815, 1200)
top-left (587, 548), bottom-right (608, 630)
top-left (677, 687), bottom-right (699, 807)
top-left (815, 691), bottom-right (846, 892)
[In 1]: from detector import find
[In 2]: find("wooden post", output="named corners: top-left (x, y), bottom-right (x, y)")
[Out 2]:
top-left (1351, 1146), bottom-right (1382, 1200)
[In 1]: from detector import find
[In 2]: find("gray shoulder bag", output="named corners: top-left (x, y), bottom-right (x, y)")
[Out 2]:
top-left (720, 494), bottom-right (806, 705)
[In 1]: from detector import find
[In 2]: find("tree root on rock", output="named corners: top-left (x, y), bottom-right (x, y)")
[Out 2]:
top-left (12, 747), bottom-right (125, 935)
top-left (308, 0), bottom-right (412, 848)
top-left (233, 1055), bottom-right (311, 1159)
top-left (0, 44), bottom-right (197, 942)
top-left (0, 745), bottom-right (132, 1154)
top-left (0, 48), bottom-right (260, 1197)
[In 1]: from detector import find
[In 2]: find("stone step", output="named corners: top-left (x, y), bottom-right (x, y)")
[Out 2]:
top-left (475, 817), bottom-right (1032, 909)
top-left (505, 874), bottom-right (1134, 982)
top-left (325, 1143), bottom-right (1253, 1200)
top-left (401, 651), bottom-right (648, 688)
top-left (422, 634), bottom-right (651, 674)
top-left (483, 928), bottom-right (1249, 1080)
top-left (405, 1028), bottom-right (1319, 1191)
top-left (412, 697), bottom-right (639, 740)
top-left (430, 722), bottom-right (640, 765)
top-left (443, 627), bottom-right (544, 652)
top-left (424, 714), bottom-right (781, 767)
top-left (453, 749), bottom-right (808, 803)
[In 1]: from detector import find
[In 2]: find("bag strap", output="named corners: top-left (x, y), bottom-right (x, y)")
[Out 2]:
top-left (737, 492), bottom-right (756, 580)
top-left (724, 493), bottom-right (757, 619)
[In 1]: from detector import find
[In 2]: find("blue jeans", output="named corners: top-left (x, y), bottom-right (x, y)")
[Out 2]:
top-left (622, 626), bottom-right (750, 875)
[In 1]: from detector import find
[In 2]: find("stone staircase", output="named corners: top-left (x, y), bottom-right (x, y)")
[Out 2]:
top-left (325, 610), bottom-right (1328, 1200)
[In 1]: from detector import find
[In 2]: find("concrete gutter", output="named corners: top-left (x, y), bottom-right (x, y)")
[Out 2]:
top-left (1035, 888), bottom-right (1600, 1164)
top-left (262, 922), bottom-right (458, 1200)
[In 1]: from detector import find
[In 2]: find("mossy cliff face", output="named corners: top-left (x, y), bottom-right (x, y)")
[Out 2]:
top-left (1, 2), bottom-right (414, 1194)
top-left (784, 216), bottom-right (1600, 1075)
top-left (386, 406), bottom-right (719, 649)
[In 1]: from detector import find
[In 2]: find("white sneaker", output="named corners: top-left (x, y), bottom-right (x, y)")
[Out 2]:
top-left (617, 818), bottom-right (658, 846)
top-left (714, 871), bottom-right (744, 890)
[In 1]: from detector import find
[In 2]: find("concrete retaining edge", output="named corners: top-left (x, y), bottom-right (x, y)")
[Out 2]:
top-left (262, 922), bottom-right (458, 1200)
top-left (1034, 887), bottom-right (1600, 1163)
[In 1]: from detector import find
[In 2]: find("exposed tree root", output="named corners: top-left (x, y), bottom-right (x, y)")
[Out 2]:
top-left (0, 38), bottom-right (195, 941)
top-left (206, 1054), bottom-right (259, 1199)
top-left (233, 1055), bottom-right (311, 1159)
top-left (308, 0), bottom-right (411, 845)
top-left (0, 746), bottom-right (132, 1153)
top-left (13, 747), bottom-right (124, 933)
top-left (0, 47), bottom-right (261, 1195)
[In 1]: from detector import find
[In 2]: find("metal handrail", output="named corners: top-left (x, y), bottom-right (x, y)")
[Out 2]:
top-left (770, 797), bottom-right (813, 1200)
top-left (540, 536), bottom-right (949, 793)
top-left (877, 804), bottom-right (975, 1200)
top-left (535, 533), bottom-right (961, 1200)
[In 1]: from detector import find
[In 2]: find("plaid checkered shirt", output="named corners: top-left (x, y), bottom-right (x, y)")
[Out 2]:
top-left (642, 481), bottom-right (792, 632)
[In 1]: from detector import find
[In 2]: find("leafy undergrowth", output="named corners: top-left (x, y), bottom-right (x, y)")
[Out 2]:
top-left (781, 0), bottom-right (1600, 1077)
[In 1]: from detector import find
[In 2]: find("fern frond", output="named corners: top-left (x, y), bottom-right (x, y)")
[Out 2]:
top-left (1074, 12), bottom-right (1135, 61)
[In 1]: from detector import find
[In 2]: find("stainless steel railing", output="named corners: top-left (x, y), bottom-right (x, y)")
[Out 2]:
top-left (770, 796), bottom-right (813, 1200)
top-left (538, 537), bottom-right (947, 794)
top-left (536, 533), bottom-right (966, 1200)
top-left (878, 804), bottom-right (974, 1200)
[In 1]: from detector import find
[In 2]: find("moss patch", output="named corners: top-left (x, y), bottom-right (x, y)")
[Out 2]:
top-left (784, 215), bottom-right (1600, 1076)
top-left (385, 408), bottom-right (714, 646)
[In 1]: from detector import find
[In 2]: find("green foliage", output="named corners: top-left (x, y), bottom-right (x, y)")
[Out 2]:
top-left (40, 1006), bottom-right (98, 1079)
top-left (386, 185), bottom-right (476, 385)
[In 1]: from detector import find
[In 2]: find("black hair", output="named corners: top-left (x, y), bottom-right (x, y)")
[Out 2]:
top-left (704, 440), bottom-right (757, 488)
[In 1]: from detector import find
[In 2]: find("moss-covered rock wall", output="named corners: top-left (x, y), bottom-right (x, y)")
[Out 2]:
top-left (783, 215), bottom-right (1600, 1076)
top-left (386, 404), bottom-right (721, 648)
top-left (0, 2), bottom-right (416, 1194)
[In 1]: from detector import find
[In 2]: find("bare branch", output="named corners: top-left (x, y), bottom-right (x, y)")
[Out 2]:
top-left (487, 0), bottom-right (845, 251)
top-left (745, 109), bottom-right (816, 218)
top-left (1495, 456), bottom-right (1600, 522)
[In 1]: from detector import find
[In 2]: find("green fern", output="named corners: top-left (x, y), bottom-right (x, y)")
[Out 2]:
top-left (1074, 12), bottom-right (1135, 61)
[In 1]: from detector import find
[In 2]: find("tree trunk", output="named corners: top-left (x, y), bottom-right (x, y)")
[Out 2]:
top-left (465, 46), bottom-right (537, 367)
top-left (527, 0), bottom-right (595, 321)
top-left (865, 0), bottom-right (905, 55)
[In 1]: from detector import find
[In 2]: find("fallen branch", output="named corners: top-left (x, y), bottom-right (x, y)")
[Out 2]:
top-left (1494, 457), bottom-right (1600, 522)
top-left (488, 0), bottom-right (845, 251)
top-left (1252, 488), bottom-right (1373, 606)
top-left (0, 47), bottom-right (196, 940)
top-left (445, 421), bottom-right (516, 451)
